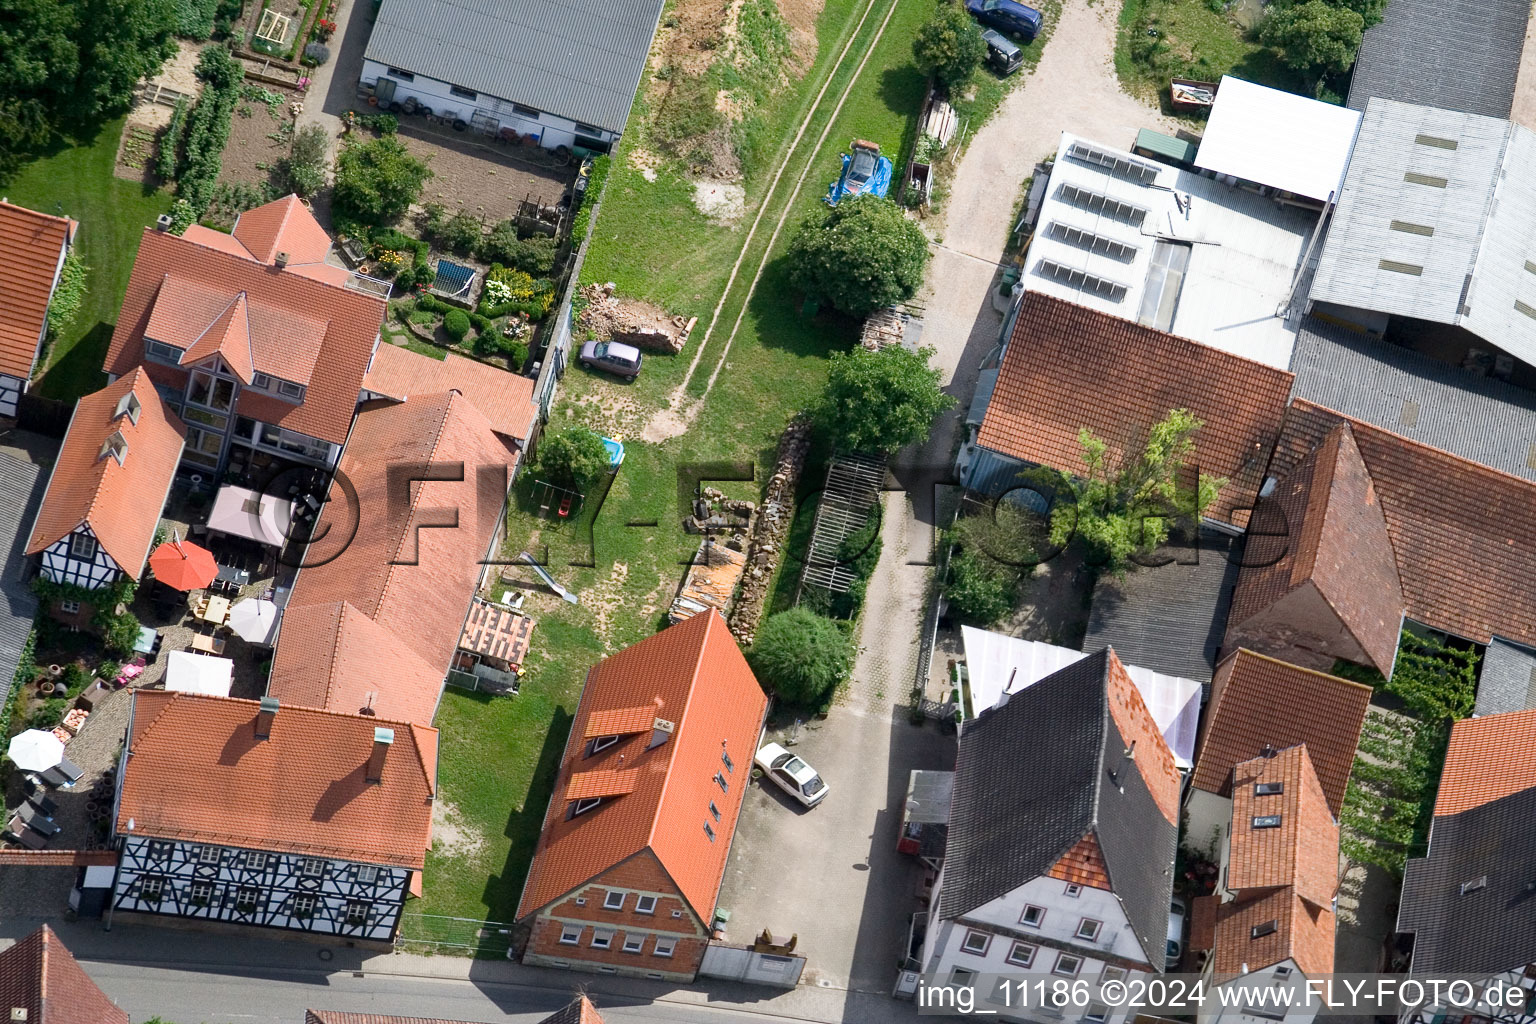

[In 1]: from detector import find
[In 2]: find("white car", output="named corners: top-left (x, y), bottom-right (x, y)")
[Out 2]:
top-left (754, 743), bottom-right (829, 807)
top-left (1167, 897), bottom-right (1187, 969)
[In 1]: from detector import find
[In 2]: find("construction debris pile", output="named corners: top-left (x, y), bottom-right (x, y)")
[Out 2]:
top-left (578, 283), bottom-right (696, 354)
top-left (728, 415), bottom-right (814, 645)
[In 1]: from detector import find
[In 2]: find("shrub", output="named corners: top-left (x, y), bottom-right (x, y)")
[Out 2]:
top-left (435, 210), bottom-right (482, 256)
top-left (102, 611), bottom-right (142, 658)
top-left (177, 46), bottom-right (245, 213)
top-left (274, 123), bottom-right (329, 197)
top-left (357, 112), bottom-right (398, 134)
top-left (570, 155), bottom-right (610, 241)
top-left (942, 547), bottom-right (1017, 625)
top-left (816, 345), bottom-right (954, 455)
top-left (531, 425), bottom-right (609, 492)
top-left (173, 0), bottom-right (219, 39)
top-left (158, 96), bottom-right (188, 180)
top-left (333, 135), bottom-right (432, 227)
top-left (304, 42), bottom-right (330, 65)
top-left (749, 608), bottom-right (853, 706)
top-left (476, 224), bottom-right (558, 273)
top-left (62, 663), bottom-right (91, 698)
top-left (168, 199), bottom-right (198, 234)
top-left (31, 697), bottom-right (69, 730)
top-left (442, 309), bottom-right (470, 341)
top-left (786, 195), bottom-right (930, 317)
top-left (97, 659), bottom-right (122, 683)
top-left (420, 202), bottom-right (448, 237)
top-left (45, 251), bottom-right (88, 339)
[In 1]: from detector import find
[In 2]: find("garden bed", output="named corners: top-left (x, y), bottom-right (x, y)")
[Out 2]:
top-left (218, 83), bottom-right (300, 187)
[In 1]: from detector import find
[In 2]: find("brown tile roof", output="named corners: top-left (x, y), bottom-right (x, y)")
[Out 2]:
top-left (0, 924), bottom-right (128, 1024)
top-left (457, 600), bottom-right (534, 668)
top-left (1433, 709), bottom-right (1536, 815)
top-left (104, 205), bottom-right (385, 445)
top-left (117, 691), bottom-right (436, 867)
top-left (1107, 648), bottom-right (1182, 825)
top-left (363, 343), bottom-right (538, 444)
top-left (307, 996), bottom-right (604, 1024)
top-left (1268, 400), bottom-right (1536, 646)
top-left (1211, 889), bottom-right (1335, 977)
top-left (516, 611), bottom-right (768, 921)
top-left (269, 393), bottom-right (517, 726)
top-left (1226, 746), bottom-right (1339, 907)
top-left (975, 293), bottom-right (1295, 518)
top-left (268, 601), bottom-right (446, 723)
top-left (1044, 832), bottom-right (1111, 889)
top-left (25, 369), bottom-right (186, 576)
top-left (1192, 650), bottom-right (1372, 816)
top-left (0, 201), bottom-right (73, 381)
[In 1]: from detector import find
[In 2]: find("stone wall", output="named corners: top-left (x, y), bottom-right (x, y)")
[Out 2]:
top-left (728, 416), bottom-right (813, 646)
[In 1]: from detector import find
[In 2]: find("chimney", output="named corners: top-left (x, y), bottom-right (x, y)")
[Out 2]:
top-left (274, 251), bottom-right (290, 269)
top-left (155, 214), bottom-right (173, 232)
top-left (367, 726), bottom-right (394, 783)
top-left (255, 696), bottom-right (279, 739)
top-left (647, 717), bottom-right (676, 749)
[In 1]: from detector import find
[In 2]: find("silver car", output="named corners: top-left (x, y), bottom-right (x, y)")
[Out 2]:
top-left (579, 340), bottom-right (642, 381)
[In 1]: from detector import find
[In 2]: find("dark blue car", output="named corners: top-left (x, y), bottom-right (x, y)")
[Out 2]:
top-left (965, 0), bottom-right (1042, 41)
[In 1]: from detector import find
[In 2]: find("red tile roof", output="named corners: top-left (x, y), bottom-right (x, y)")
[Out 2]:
top-left (0, 200), bottom-right (73, 381)
top-left (1434, 710), bottom-right (1536, 816)
top-left (1107, 648), bottom-right (1182, 825)
top-left (269, 393), bottom-right (517, 725)
top-left (1226, 746), bottom-right (1339, 908)
top-left (1044, 832), bottom-right (1111, 890)
top-left (1192, 650), bottom-right (1372, 817)
top-left (231, 194), bottom-right (332, 266)
top-left (25, 369), bottom-right (186, 577)
top-left (363, 343), bottom-right (538, 444)
top-left (0, 925), bottom-right (128, 1024)
top-left (975, 293), bottom-right (1295, 519)
top-left (516, 611), bottom-right (768, 921)
top-left (307, 996), bottom-right (604, 1024)
top-left (104, 203), bottom-right (385, 445)
top-left (117, 691), bottom-right (436, 867)
top-left (1226, 423), bottom-right (1404, 675)
top-left (1211, 889), bottom-right (1335, 977)
top-left (1268, 400), bottom-right (1536, 646)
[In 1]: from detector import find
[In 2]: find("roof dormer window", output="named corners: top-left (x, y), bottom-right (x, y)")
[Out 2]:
top-left (1459, 876), bottom-right (1488, 895)
top-left (114, 391), bottom-right (141, 425)
top-left (587, 735), bottom-right (620, 757)
top-left (571, 797), bottom-right (603, 817)
top-left (100, 431), bottom-right (127, 465)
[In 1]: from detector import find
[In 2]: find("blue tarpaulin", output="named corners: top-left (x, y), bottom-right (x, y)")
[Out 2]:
top-left (825, 143), bottom-right (893, 205)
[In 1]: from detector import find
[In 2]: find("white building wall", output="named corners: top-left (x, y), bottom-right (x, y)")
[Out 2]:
top-left (359, 60), bottom-right (616, 151)
top-left (1199, 960), bottom-right (1320, 1024)
top-left (1187, 789), bottom-right (1233, 868)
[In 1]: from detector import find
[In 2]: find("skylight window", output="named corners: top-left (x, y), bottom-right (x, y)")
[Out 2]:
top-left (1254, 782), bottom-right (1284, 796)
top-left (1252, 815), bottom-right (1282, 829)
top-left (1459, 876), bottom-right (1488, 895)
top-left (1251, 920), bottom-right (1278, 939)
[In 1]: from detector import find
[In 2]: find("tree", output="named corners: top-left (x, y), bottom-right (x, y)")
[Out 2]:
top-left (530, 426), bottom-right (609, 494)
top-left (1259, 1), bottom-right (1363, 78)
top-left (749, 608), bottom-right (852, 706)
top-left (815, 345), bottom-right (954, 454)
top-left (0, 0), bottom-right (79, 159)
top-left (942, 547), bottom-right (1017, 625)
top-left (332, 135), bottom-right (432, 227)
top-left (1314, 0), bottom-right (1386, 30)
top-left (786, 195), bottom-right (930, 317)
top-left (1034, 409), bottom-right (1226, 576)
top-left (274, 123), bottom-right (329, 198)
top-left (68, 0), bottom-right (178, 122)
top-left (913, 2), bottom-right (987, 86)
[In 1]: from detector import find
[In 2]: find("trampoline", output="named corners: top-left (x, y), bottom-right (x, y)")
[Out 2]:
top-left (432, 259), bottom-right (477, 299)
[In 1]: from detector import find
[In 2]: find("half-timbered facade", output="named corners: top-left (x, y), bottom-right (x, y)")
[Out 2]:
top-left (113, 691), bottom-right (436, 943)
top-left (25, 369), bottom-right (186, 608)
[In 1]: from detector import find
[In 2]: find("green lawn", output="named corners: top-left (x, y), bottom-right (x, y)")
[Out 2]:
top-left (414, 0), bottom-right (946, 931)
top-left (1115, 0), bottom-right (1303, 111)
top-left (3, 117), bottom-right (173, 402)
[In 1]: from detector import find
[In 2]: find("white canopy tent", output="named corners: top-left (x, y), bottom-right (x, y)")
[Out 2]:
top-left (165, 651), bottom-right (234, 697)
top-left (206, 485), bottom-right (295, 548)
top-left (960, 627), bottom-right (1203, 768)
top-left (1194, 76), bottom-right (1362, 202)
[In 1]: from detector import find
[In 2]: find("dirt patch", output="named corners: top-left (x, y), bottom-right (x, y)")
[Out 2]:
top-left (567, 387), bottom-right (652, 441)
top-left (113, 122), bottom-right (163, 186)
top-left (218, 86), bottom-right (300, 187)
top-left (628, 147), bottom-right (663, 181)
top-left (431, 798), bottom-right (484, 858)
top-left (577, 284), bottom-right (693, 352)
top-left (585, 561), bottom-right (631, 647)
top-left (692, 178), bottom-right (746, 225)
top-left (390, 123), bottom-right (573, 227)
top-left (777, 0), bottom-right (825, 68)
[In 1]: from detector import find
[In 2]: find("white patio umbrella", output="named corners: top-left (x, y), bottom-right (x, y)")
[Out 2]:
top-left (7, 729), bottom-right (65, 773)
top-left (165, 651), bottom-right (234, 696)
top-left (227, 598), bottom-right (279, 644)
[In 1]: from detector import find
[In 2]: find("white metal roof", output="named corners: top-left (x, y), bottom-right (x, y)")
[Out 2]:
top-left (959, 627), bottom-right (1202, 768)
top-left (1024, 131), bottom-right (1319, 369)
top-left (1194, 76), bottom-right (1363, 202)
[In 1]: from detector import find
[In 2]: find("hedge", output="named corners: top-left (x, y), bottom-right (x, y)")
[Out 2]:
top-left (158, 96), bottom-right (189, 181)
top-left (177, 47), bottom-right (245, 214)
top-left (570, 154), bottom-right (610, 241)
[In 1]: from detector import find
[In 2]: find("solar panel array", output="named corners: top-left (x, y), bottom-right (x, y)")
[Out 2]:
top-left (1047, 221), bottom-right (1139, 262)
top-left (1066, 140), bottom-right (1162, 185)
top-left (1037, 258), bottom-right (1129, 299)
top-left (1058, 182), bottom-right (1149, 225)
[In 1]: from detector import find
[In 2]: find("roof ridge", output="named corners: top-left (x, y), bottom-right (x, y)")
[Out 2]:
top-left (237, 290), bottom-right (255, 379)
top-left (180, 290), bottom-right (245, 361)
top-left (1308, 578), bottom-right (1402, 678)
top-left (0, 198), bottom-right (73, 229)
top-left (129, 688), bottom-right (182, 750)
top-left (407, 722), bottom-right (437, 793)
top-left (145, 687), bottom-right (430, 731)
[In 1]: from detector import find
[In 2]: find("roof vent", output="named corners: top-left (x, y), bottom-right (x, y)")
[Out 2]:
top-left (647, 717), bottom-right (676, 750)
top-left (98, 431), bottom-right (128, 466)
top-left (274, 251), bottom-right (290, 268)
top-left (1250, 920), bottom-right (1278, 939)
top-left (255, 696), bottom-right (279, 739)
top-left (1460, 876), bottom-right (1488, 895)
top-left (11, 1010), bottom-right (27, 1022)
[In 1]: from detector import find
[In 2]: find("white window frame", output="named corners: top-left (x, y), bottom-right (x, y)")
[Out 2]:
top-left (708, 801), bottom-right (721, 822)
top-left (703, 821), bottom-right (716, 842)
top-left (1076, 917), bottom-right (1102, 941)
top-left (190, 880), bottom-right (213, 905)
top-left (1007, 941), bottom-right (1036, 967)
top-left (949, 966), bottom-right (977, 987)
top-left (572, 797), bottom-right (602, 816)
top-left (345, 901), bottom-right (370, 926)
top-left (290, 894), bottom-right (317, 918)
top-left (722, 750), bottom-right (734, 773)
top-left (590, 929), bottom-right (613, 949)
top-left (1053, 953), bottom-right (1083, 977)
top-left (622, 934), bottom-right (644, 953)
top-left (277, 380), bottom-right (305, 400)
top-left (235, 886), bottom-right (259, 912)
top-left (635, 894), bottom-right (657, 915)
top-left (961, 928), bottom-right (991, 955)
top-left (300, 857), bottom-right (326, 878)
top-left (590, 735), bottom-right (620, 755)
top-left (714, 772), bottom-right (729, 793)
top-left (558, 924), bottom-right (581, 945)
top-left (198, 845), bottom-right (221, 865)
top-left (1065, 882), bottom-right (1082, 897)
top-left (1020, 904), bottom-right (1046, 928)
top-left (449, 84), bottom-right (478, 100)
top-left (653, 936), bottom-right (676, 958)
top-left (1273, 966), bottom-right (1293, 980)
top-left (1086, 1003), bottom-right (1109, 1022)
top-left (70, 532), bottom-right (97, 560)
top-left (59, 599), bottom-right (80, 615)
top-left (357, 865), bottom-right (379, 884)
top-left (252, 372), bottom-right (273, 390)
top-left (603, 890), bottom-right (625, 910)
top-left (245, 851), bottom-right (269, 871)
top-left (1102, 966), bottom-right (1129, 983)
top-left (139, 876), bottom-right (165, 901)
top-left (145, 339), bottom-right (184, 364)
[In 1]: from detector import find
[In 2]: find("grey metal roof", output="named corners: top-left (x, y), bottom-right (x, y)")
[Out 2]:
top-left (1289, 317), bottom-right (1536, 481)
top-left (1399, 786), bottom-right (1536, 976)
top-left (1346, 0), bottom-right (1526, 119)
top-left (365, 0), bottom-right (665, 134)
top-left (1474, 638), bottom-right (1536, 716)
top-left (1310, 99), bottom-right (1507, 327)
top-left (1081, 526), bottom-right (1242, 686)
top-left (0, 450), bottom-right (42, 707)
top-left (940, 649), bottom-right (1177, 969)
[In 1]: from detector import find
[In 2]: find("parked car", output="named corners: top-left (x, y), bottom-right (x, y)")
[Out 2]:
top-left (965, 0), bottom-right (1042, 41)
top-left (754, 742), bottom-right (829, 807)
top-left (578, 340), bottom-right (643, 381)
top-left (981, 29), bottom-right (1023, 75)
top-left (1166, 897), bottom-right (1188, 969)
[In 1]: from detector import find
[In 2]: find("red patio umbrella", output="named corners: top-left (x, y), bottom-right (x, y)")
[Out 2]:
top-left (148, 536), bottom-right (219, 591)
